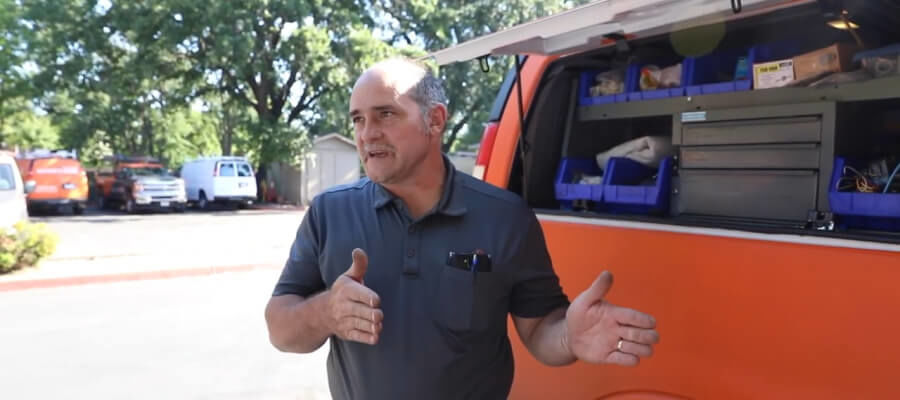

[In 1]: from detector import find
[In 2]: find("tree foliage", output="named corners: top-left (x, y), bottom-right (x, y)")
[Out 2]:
top-left (7, 0), bottom-right (589, 166)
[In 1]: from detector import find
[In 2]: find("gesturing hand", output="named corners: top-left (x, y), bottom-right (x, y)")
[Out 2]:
top-left (565, 271), bottom-right (659, 366)
top-left (325, 248), bottom-right (384, 345)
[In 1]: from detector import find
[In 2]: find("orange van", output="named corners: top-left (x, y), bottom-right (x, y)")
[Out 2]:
top-left (16, 150), bottom-right (89, 215)
top-left (429, 1), bottom-right (900, 398)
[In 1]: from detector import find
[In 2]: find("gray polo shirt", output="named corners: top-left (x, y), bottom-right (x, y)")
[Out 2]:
top-left (273, 155), bottom-right (569, 400)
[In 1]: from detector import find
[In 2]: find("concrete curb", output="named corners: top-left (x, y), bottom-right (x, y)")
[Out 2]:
top-left (0, 263), bottom-right (282, 292)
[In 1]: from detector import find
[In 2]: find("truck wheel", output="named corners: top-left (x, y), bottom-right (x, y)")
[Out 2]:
top-left (73, 205), bottom-right (85, 215)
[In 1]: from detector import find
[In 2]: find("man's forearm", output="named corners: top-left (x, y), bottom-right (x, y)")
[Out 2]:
top-left (265, 291), bottom-right (332, 353)
top-left (524, 307), bottom-right (578, 366)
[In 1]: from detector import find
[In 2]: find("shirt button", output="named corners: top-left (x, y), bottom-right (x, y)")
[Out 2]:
top-left (406, 248), bottom-right (416, 258)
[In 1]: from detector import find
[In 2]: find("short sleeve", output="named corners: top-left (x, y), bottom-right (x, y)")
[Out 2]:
top-left (272, 199), bottom-right (326, 297)
top-left (508, 212), bottom-right (570, 318)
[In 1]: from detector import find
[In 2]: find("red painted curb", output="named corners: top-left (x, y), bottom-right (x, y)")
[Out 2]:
top-left (0, 264), bottom-right (282, 292)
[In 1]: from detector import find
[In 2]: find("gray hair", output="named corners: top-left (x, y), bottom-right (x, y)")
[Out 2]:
top-left (409, 65), bottom-right (447, 120)
top-left (388, 57), bottom-right (447, 133)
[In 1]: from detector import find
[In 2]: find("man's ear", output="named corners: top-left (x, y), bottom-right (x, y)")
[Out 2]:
top-left (428, 104), bottom-right (448, 136)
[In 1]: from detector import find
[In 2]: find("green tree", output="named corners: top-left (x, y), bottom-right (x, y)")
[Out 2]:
top-left (0, 0), bottom-right (34, 142)
top-left (0, 99), bottom-right (60, 150)
top-left (22, 0), bottom-right (193, 160)
top-left (136, 0), bottom-right (400, 166)
top-left (17, 0), bottom-right (591, 165)
top-left (151, 107), bottom-right (222, 170)
top-left (21, 0), bottom-right (405, 169)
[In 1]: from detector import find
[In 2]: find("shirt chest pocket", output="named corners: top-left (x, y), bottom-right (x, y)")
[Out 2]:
top-left (430, 265), bottom-right (504, 335)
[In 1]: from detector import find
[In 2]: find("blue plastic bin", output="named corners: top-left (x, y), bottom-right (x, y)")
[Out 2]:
top-left (683, 46), bottom-right (751, 96)
top-left (682, 41), bottom-right (805, 95)
top-left (828, 157), bottom-right (900, 231)
top-left (625, 61), bottom-right (689, 101)
top-left (579, 70), bottom-right (628, 106)
top-left (555, 157), bottom-right (605, 210)
top-left (602, 156), bottom-right (673, 215)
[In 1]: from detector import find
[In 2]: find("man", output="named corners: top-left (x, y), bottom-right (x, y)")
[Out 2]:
top-left (265, 57), bottom-right (660, 399)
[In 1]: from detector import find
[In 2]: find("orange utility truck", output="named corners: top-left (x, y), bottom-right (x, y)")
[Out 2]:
top-left (15, 149), bottom-right (89, 215)
top-left (428, 0), bottom-right (900, 398)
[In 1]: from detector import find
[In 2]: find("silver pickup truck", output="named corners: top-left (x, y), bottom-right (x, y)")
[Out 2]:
top-left (102, 163), bottom-right (188, 213)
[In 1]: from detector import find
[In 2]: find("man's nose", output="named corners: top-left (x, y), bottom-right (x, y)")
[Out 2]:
top-left (359, 121), bottom-right (383, 142)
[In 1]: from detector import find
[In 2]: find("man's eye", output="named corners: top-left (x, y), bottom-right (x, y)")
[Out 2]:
top-left (380, 110), bottom-right (394, 118)
top-left (352, 117), bottom-right (363, 124)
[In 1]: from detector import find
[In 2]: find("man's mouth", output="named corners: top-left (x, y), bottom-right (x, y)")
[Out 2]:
top-left (367, 150), bottom-right (390, 159)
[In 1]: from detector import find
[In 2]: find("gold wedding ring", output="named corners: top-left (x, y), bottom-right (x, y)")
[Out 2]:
top-left (617, 339), bottom-right (624, 352)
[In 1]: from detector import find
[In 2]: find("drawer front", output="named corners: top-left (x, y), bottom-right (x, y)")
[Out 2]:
top-left (677, 170), bottom-right (818, 221)
top-left (679, 144), bottom-right (821, 169)
top-left (682, 116), bottom-right (821, 145)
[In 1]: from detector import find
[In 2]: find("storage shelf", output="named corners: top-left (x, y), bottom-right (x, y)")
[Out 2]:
top-left (578, 75), bottom-right (900, 121)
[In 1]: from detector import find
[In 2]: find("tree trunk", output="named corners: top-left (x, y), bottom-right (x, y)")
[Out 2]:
top-left (142, 113), bottom-right (154, 157)
top-left (256, 162), bottom-right (267, 202)
top-left (221, 104), bottom-right (234, 156)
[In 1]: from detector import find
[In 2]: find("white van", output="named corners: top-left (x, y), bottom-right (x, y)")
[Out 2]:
top-left (0, 152), bottom-right (30, 227)
top-left (179, 156), bottom-right (257, 209)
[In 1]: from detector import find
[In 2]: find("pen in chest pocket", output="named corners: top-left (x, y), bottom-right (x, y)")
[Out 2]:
top-left (446, 250), bottom-right (492, 273)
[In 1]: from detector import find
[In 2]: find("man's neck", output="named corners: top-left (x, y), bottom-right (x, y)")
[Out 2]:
top-left (383, 153), bottom-right (446, 220)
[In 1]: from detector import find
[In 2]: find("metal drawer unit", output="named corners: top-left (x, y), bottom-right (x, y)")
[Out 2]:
top-left (679, 144), bottom-right (821, 169)
top-left (676, 170), bottom-right (819, 221)
top-left (672, 102), bottom-right (837, 222)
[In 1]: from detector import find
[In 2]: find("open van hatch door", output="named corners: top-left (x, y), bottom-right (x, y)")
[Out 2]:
top-left (426, 0), bottom-right (814, 66)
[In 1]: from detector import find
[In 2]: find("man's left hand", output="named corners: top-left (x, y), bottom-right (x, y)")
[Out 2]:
top-left (564, 271), bottom-right (659, 366)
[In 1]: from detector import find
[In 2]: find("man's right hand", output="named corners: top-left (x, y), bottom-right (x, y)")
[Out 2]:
top-left (325, 248), bottom-right (384, 345)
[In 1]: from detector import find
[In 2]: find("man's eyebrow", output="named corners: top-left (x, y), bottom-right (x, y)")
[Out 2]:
top-left (349, 104), bottom-right (398, 117)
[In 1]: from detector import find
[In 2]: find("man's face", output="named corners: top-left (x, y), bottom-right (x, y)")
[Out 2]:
top-left (349, 70), bottom-right (433, 185)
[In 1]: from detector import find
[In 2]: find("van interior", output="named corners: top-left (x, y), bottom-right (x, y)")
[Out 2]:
top-left (508, 1), bottom-right (900, 244)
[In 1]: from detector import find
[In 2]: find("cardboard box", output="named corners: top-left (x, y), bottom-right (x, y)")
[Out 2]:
top-left (753, 59), bottom-right (795, 89)
top-left (792, 43), bottom-right (858, 81)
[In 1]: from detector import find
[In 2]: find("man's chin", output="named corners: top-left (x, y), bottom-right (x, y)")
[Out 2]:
top-left (365, 171), bottom-right (391, 184)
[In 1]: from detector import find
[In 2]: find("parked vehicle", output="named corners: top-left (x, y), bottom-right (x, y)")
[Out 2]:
top-left (180, 156), bottom-right (257, 209)
top-left (429, 0), bottom-right (900, 398)
top-left (0, 151), bottom-right (29, 228)
top-left (15, 149), bottom-right (88, 215)
top-left (93, 156), bottom-right (187, 213)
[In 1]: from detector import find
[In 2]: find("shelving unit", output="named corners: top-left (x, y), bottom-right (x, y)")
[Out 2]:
top-left (577, 75), bottom-right (900, 121)
top-left (558, 74), bottom-right (900, 232)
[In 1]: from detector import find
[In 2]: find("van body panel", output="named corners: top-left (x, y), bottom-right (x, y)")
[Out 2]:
top-left (0, 155), bottom-right (28, 227)
top-left (180, 157), bottom-right (257, 206)
top-left (212, 161), bottom-right (256, 199)
top-left (505, 217), bottom-right (900, 400)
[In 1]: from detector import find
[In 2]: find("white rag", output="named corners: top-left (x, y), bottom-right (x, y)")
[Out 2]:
top-left (595, 136), bottom-right (675, 169)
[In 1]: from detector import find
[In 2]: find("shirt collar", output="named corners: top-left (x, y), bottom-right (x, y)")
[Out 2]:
top-left (371, 154), bottom-right (467, 216)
